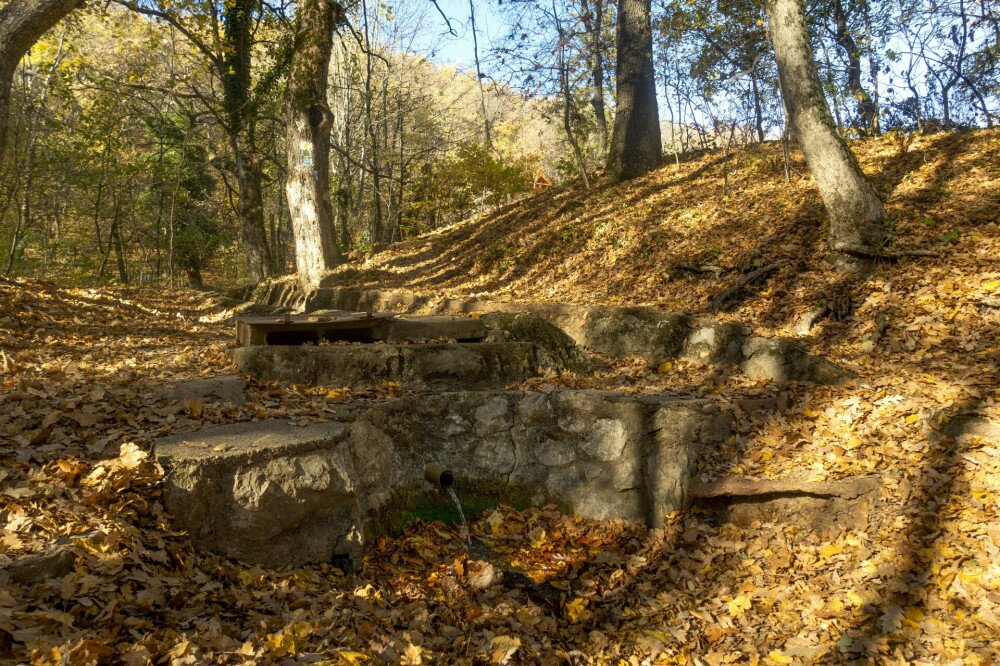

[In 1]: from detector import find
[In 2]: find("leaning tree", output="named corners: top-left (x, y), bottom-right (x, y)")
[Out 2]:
top-left (765, 0), bottom-right (891, 268)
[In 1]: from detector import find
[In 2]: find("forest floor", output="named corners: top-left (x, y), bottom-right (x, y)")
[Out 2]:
top-left (2, 129), bottom-right (1000, 664)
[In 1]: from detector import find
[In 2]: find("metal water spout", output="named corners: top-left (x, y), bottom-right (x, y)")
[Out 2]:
top-left (424, 463), bottom-right (471, 546)
top-left (424, 463), bottom-right (454, 488)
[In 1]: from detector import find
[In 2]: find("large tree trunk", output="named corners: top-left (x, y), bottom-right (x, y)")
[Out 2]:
top-left (286, 0), bottom-right (341, 291)
top-left (605, 0), bottom-right (661, 182)
top-left (766, 0), bottom-right (890, 268)
top-left (231, 146), bottom-right (273, 283)
top-left (222, 0), bottom-right (274, 284)
top-left (0, 0), bottom-right (79, 165)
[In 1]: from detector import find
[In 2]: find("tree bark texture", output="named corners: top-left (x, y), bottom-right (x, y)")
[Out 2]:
top-left (606, 0), bottom-right (661, 182)
top-left (222, 0), bottom-right (274, 283)
top-left (0, 0), bottom-right (80, 164)
top-left (580, 0), bottom-right (609, 149)
top-left (286, 0), bottom-right (341, 291)
top-left (766, 0), bottom-right (890, 266)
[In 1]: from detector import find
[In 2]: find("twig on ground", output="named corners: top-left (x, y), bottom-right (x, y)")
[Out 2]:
top-left (833, 243), bottom-right (939, 260)
top-left (709, 260), bottom-right (788, 312)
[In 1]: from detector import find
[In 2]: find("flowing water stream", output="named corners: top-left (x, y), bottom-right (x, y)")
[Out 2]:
top-left (446, 487), bottom-right (472, 547)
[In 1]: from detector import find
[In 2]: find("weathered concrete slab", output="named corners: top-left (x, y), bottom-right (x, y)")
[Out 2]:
top-left (233, 342), bottom-right (539, 390)
top-left (154, 420), bottom-right (363, 568)
top-left (692, 475), bottom-right (881, 532)
top-left (306, 288), bottom-right (694, 363)
top-left (156, 375), bottom-right (247, 406)
top-left (1, 531), bottom-right (103, 585)
top-left (348, 390), bottom-right (731, 528)
top-left (374, 315), bottom-right (487, 342)
top-left (932, 412), bottom-right (1000, 441)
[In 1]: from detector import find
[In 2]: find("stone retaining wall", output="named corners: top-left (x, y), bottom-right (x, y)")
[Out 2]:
top-left (275, 285), bottom-right (850, 384)
top-left (154, 390), bottom-right (731, 568)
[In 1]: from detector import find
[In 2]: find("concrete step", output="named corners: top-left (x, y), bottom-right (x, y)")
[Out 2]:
top-left (233, 341), bottom-right (539, 390)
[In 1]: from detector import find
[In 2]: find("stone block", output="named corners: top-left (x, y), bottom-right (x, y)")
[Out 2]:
top-left (693, 475), bottom-right (881, 533)
top-left (480, 312), bottom-right (593, 374)
top-left (347, 390), bottom-right (731, 528)
top-left (682, 319), bottom-right (749, 365)
top-left (154, 420), bottom-right (363, 568)
top-left (582, 307), bottom-right (691, 362)
top-left (740, 337), bottom-right (850, 385)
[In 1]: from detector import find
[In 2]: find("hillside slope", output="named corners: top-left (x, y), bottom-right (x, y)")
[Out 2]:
top-left (1, 131), bottom-right (999, 663)
top-left (332, 129), bottom-right (999, 335)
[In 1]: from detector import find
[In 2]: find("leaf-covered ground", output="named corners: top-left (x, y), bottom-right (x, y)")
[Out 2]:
top-left (3, 130), bottom-right (1000, 664)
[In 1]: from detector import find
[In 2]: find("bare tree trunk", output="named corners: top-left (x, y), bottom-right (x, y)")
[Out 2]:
top-left (395, 99), bottom-right (405, 241)
top-left (361, 0), bottom-right (383, 245)
top-left (831, 0), bottom-right (879, 135)
top-left (580, 0), bottom-right (609, 149)
top-left (750, 71), bottom-right (765, 142)
top-left (553, 1), bottom-right (591, 190)
top-left (861, 0), bottom-right (881, 135)
top-left (940, 0), bottom-right (969, 131)
top-left (221, 0), bottom-right (274, 283)
top-left (286, 0), bottom-right (342, 290)
top-left (0, 0), bottom-right (79, 166)
top-left (333, 41), bottom-right (353, 252)
top-left (469, 0), bottom-right (493, 150)
top-left (819, 39), bottom-right (845, 131)
top-left (606, 0), bottom-right (662, 182)
top-left (230, 144), bottom-right (273, 282)
top-left (112, 219), bottom-right (128, 284)
top-left (766, 0), bottom-right (890, 268)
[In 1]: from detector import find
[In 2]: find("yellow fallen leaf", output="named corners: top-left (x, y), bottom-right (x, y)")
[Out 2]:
top-left (768, 650), bottom-right (793, 664)
top-left (401, 643), bottom-right (423, 665)
top-left (726, 594), bottom-right (752, 617)
top-left (818, 544), bottom-right (843, 558)
top-left (565, 597), bottom-right (589, 623)
top-left (117, 442), bottom-right (148, 469)
top-left (265, 631), bottom-right (296, 658)
top-left (336, 651), bottom-right (370, 665)
top-left (490, 635), bottom-right (521, 664)
top-left (903, 606), bottom-right (925, 628)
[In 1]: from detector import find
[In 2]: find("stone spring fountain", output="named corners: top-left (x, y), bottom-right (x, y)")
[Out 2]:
top-left (153, 310), bottom-right (735, 569)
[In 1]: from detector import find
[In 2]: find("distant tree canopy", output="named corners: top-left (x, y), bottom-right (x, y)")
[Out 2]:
top-left (0, 0), bottom-right (996, 285)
